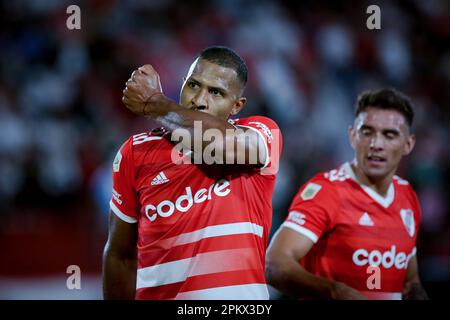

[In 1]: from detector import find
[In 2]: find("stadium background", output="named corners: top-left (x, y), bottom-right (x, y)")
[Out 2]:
top-left (0, 0), bottom-right (449, 299)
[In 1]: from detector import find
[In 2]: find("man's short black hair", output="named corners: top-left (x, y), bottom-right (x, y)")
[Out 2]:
top-left (355, 88), bottom-right (415, 127)
top-left (196, 46), bottom-right (248, 87)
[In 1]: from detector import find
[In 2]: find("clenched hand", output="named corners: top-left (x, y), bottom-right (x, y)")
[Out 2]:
top-left (122, 64), bottom-right (165, 116)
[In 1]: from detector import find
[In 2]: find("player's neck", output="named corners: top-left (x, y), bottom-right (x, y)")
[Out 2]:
top-left (350, 162), bottom-right (393, 197)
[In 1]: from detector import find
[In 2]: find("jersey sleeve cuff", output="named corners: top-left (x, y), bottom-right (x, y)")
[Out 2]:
top-left (110, 200), bottom-right (138, 224)
top-left (282, 221), bottom-right (319, 243)
top-left (236, 125), bottom-right (270, 170)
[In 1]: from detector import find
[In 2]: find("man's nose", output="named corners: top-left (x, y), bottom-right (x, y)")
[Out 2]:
top-left (192, 89), bottom-right (208, 109)
top-left (369, 133), bottom-right (384, 150)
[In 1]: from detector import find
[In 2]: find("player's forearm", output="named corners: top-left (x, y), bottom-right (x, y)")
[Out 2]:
top-left (266, 254), bottom-right (335, 299)
top-left (144, 95), bottom-right (262, 164)
top-left (402, 281), bottom-right (429, 300)
top-left (144, 94), bottom-right (234, 134)
top-left (102, 248), bottom-right (137, 300)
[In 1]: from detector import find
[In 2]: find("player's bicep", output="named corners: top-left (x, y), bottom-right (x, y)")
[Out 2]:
top-left (267, 227), bottom-right (315, 262)
top-left (106, 210), bottom-right (138, 260)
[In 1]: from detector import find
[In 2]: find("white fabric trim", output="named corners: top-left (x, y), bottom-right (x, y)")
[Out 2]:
top-left (175, 283), bottom-right (269, 300)
top-left (160, 222), bottom-right (264, 247)
top-left (132, 135), bottom-right (163, 146)
top-left (360, 291), bottom-right (402, 300)
top-left (394, 175), bottom-right (409, 185)
top-left (109, 200), bottom-right (137, 223)
top-left (281, 221), bottom-right (319, 243)
top-left (236, 125), bottom-right (270, 169)
top-left (136, 248), bottom-right (256, 289)
top-left (341, 162), bottom-right (395, 208)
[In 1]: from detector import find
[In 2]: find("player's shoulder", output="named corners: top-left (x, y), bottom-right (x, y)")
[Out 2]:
top-left (117, 127), bottom-right (169, 159)
top-left (293, 170), bottom-right (340, 203)
top-left (393, 175), bottom-right (411, 187)
top-left (319, 163), bottom-right (354, 186)
top-left (130, 127), bottom-right (169, 147)
top-left (295, 164), bottom-right (354, 199)
top-left (231, 115), bottom-right (282, 148)
top-left (231, 115), bottom-right (281, 130)
top-left (393, 175), bottom-right (418, 197)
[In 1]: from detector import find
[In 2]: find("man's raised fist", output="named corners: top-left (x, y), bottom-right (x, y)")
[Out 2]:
top-left (122, 64), bottom-right (164, 116)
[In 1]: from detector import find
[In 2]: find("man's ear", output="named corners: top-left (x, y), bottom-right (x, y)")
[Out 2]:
top-left (403, 134), bottom-right (416, 156)
top-left (230, 97), bottom-right (246, 115)
top-left (349, 126), bottom-right (356, 150)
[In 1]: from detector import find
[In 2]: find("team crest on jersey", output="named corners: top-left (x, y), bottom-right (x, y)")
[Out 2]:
top-left (301, 183), bottom-right (322, 200)
top-left (113, 150), bottom-right (122, 172)
top-left (400, 209), bottom-right (415, 237)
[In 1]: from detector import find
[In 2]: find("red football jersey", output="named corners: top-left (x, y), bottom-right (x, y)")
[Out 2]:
top-left (110, 116), bottom-right (282, 300)
top-left (282, 162), bottom-right (421, 300)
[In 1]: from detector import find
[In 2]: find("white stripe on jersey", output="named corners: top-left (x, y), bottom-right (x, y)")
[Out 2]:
top-left (282, 221), bottom-right (319, 243)
top-left (174, 283), bottom-right (269, 300)
top-left (361, 291), bottom-right (402, 300)
top-left (110, 200), bottom-right (137, 223)
top-left (159, 171), bottom-right (168, 180)
top-left (136, 248), bottom-right (257, 289)
top-left (158, 222), bottom-right (264, 248)
top-left (132, 134), bottom-right (163, 145)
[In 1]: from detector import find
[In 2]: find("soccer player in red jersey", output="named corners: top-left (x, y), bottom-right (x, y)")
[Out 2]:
top-left (102, 46), bottom-right (282, 300)
top-left (266, 88), bottom-right (428, 300)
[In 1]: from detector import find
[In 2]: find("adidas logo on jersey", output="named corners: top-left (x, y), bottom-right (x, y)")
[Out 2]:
top-left (359, 212), bottom-right (374, 226)
top-left (151, 172), bottom-right (169, 185)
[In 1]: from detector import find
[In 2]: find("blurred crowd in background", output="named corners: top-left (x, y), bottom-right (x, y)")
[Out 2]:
top-left (0, 0), bottom-right (449, 298)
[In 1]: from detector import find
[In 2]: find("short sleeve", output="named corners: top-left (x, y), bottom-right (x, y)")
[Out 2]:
top-left (234, 116), bottom-right (283, 175)
top-left (282, 177), bottom-right (336, 243)
top-left (109, 138), bottom-right (139, 223)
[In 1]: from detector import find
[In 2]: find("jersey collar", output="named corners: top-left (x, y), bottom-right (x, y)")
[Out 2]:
top-left (341, 162), bottom-right (395, 208)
